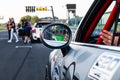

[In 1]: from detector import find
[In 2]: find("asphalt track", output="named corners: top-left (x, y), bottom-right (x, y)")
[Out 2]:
top-left (0, 30), bottom-right (53, 80)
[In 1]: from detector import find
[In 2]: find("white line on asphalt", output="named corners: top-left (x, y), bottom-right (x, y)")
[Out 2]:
top-left (15, 46), bottom-right (32, 48)
top-left (0, 38), bottom-right (21, 40)
top-left (0, 38), bottom-right (8, 40)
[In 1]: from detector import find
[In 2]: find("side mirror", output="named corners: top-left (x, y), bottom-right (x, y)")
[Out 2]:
top-left (41, 23), bottom-right (72, 49)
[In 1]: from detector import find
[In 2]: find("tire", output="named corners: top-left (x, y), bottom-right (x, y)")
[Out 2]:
top-left (45, 62), bottom-right (51, 80)
top-left (30, 36), bottom-right (35, 43)
top-left (37, 38), bottom-right (41, 43)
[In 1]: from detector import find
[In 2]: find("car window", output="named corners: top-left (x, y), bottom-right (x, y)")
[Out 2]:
top-left (35, 23), bottom-right (51, 28)
top-left (35, 23), bottom-right (42, 28)
top-left (91, 12), bottom-right (111, 37)
top-left (88, 2), bottom-right (120, 44)
top-left (41, 23), bottom-right (51, 26)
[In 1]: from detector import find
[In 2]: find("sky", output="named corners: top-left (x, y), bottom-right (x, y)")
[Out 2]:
top-left (0, 0), bottom-right (114, 23)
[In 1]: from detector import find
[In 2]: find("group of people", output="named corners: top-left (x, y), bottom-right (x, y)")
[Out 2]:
top-left (7, 18), bottom-right (19, 43)
top-left (7, 18), bottom-right (32, 44)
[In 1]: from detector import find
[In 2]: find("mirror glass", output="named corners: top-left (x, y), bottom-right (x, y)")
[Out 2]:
top-left (42, 24), bottom-right (70, 47)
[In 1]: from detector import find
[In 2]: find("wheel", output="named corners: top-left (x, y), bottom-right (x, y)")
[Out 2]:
top-left (45, 62), bottom-right (51, 80)
top-left (37, 38), bottom-right (41, 43)
top-left (30, 36), bottom-right (35, 43)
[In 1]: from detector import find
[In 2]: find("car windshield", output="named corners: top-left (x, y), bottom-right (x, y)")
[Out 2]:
top-left (72, 1), bottom-right (120, 46)
top-left (35, 24), bottom-right (42, 28)
top-left (88, 1), bottom-right (118, 45)
top-left (35, 23), bottom-right (51, 28)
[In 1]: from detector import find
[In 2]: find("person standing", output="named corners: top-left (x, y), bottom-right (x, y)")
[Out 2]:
top-left (8, 18), bottom-right (19, 43)
top-left (23, 21), bottom-right (31, 44)
top-left (7, 18), bottom-right (12, 40)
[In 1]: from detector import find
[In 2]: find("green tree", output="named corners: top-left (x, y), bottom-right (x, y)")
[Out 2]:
top-left (19, 15), bottom-right (40, 26)
top-left (25, 15), bottom-right (31, 22)
top-left (19, 15), bottom-right (31, 24)
top-left (31, 16), bottom-right (39, 25)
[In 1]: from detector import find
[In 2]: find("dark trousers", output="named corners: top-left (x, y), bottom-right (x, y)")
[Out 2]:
top-left (8, 30), bottom-right (11, 40)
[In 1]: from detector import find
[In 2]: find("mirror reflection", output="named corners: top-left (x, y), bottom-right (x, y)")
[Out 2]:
top-left (43, 24), bottom-right (70, 47)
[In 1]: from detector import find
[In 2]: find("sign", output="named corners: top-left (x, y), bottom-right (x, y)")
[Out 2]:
top-left (36, 6), bottom-right (47, 11)
top-left (66, 4), bottom-right (76, 9)
top-left (25, 6), bottom-right (36, 12)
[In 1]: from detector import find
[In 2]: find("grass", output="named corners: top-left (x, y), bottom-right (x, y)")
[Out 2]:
top-left (0, 23), bottom-right (7, 30)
